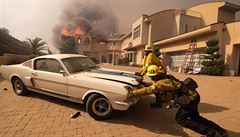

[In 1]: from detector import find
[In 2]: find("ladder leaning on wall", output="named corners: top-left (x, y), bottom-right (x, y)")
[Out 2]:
top-left (181, 40), bottom-right (199, 74)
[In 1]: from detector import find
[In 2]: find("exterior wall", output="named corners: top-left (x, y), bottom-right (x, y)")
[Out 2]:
top-left (106, 41), bottom-right (122, 65)
top-left (132, 15), bottom-right (148, 47)
top-left (189, 2), bottom-right (225, 25)
top-left (223, 21), bottom-right (240, 74)
top-left (90, 41), bottom-right (107, 63)
top-left (75, 35), bottom-right (92, 55)
top-left (179, 14), bottom-right (203, 34)
top-left (156, 32), bottom-right (217, 53)
top-left (136, 47), bottom-right (144, 65)
top-left (147, 10), bottom-right (203, 45)
top-left (121, 36), bottom-right (132, 51)
top-left (236, 11), bottom-right (240, 20)
top-left (107, 41), bottom-right (121, 51)
top-left (149, 10), bottom-right (175, 44)
top-left (218, 8), bottom-right (236, 23)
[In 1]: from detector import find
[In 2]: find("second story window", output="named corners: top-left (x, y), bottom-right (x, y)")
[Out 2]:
top-left (133, 25), bottom-right (141, 39)
top-left (185, 24), bottom-right (189, 33)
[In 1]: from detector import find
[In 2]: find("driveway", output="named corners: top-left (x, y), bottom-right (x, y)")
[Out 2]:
top-left (0, 65), bottom-right (239, 137)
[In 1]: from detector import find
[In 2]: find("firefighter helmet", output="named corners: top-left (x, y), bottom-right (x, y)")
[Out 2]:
top-left (144, 45), bottom-right (154, 52)
top-left (146, 65), bottom-right (159, 76)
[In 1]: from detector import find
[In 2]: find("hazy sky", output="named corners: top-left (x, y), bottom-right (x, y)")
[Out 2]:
top-left (0, 0), bottom-right (240, 52)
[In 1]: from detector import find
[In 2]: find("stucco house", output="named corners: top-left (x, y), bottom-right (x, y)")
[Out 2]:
top-left (120, 2), bottom-right (240, 75)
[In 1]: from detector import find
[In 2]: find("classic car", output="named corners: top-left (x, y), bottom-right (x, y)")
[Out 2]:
top-left (0, 54), bottom-right (143, 120)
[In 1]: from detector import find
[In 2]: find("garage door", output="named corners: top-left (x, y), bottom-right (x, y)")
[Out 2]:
top-left (169, 53), bottom-right (203, 70)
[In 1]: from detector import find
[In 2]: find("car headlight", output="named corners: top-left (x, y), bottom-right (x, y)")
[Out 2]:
top-left (124, 86), bottom-right (138, 98)
top-left (124, 86), bottom-right (132, 94)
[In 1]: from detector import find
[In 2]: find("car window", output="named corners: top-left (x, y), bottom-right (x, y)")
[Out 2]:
top-left (35, 59), bottom-right (63, 73)
top-left (22, 60), bottom-right (32, 68)
top-left (62, 57), bottom-right (98, 74)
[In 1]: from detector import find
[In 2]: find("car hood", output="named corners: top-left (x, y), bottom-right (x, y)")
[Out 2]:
top-left (72, 68), bottom-right (143, 86)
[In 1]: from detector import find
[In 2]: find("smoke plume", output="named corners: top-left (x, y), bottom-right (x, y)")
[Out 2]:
top-left (52, 0), bottom-right (118, 48)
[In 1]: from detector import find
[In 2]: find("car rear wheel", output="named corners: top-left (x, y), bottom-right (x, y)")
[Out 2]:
top-left (86, 94), bottom-right (113, 120)
top-left (12, 78), bottom-right (28, 96)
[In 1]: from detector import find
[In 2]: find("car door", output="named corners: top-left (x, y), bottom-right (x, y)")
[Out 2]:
top-left (31, 58), bottom-right (67, 96)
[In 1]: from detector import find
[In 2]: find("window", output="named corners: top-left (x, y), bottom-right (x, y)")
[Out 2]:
top-left (185, 24), bottom-right (189, 33)
top-left (62, 57), bottom-right (97, 74)
top-left (133, 25), bottom-right (141, 39)
top-left (23, 60), bottom-right (32, 68)
top-left (35, 59), bottom-right (62, 73)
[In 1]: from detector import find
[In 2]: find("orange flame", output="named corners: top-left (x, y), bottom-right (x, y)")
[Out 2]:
top-left (75, 27), bottom-right (84, 35)
top-left (61, 26), bottom-right (85, 36)
top-left (61, 28), bottom-right (70, 36)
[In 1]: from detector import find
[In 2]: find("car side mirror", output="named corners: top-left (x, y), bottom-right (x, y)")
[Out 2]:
top-left (60, 70), bottom-right (67, 76)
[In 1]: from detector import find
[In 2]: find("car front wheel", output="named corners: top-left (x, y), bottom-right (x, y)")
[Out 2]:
top-left (12, 78), bottom-right (28, 96)
top-left (86, 94), bottom-right (113, 120)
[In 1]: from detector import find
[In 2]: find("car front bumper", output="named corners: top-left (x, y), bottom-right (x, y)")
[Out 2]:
top-left (113, 97), bottom-right (140, 111)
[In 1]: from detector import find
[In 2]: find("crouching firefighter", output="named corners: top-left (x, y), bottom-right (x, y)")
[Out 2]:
top-left (130, 65), bottom-right (228, 137)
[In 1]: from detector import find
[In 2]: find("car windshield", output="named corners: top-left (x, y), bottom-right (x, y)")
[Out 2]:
top-left (62, 57), bottom-right (98, 74)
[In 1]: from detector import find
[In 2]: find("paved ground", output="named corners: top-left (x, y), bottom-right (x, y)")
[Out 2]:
top-left (0, 65), bottom-right (239, 137)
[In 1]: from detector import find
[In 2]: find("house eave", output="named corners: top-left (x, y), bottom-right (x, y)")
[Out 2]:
top-left (154, 26), bottom-right (216, 46)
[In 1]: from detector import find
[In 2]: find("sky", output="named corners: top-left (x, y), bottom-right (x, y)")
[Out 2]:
top-left (0, 0), bottom-right (240, 52)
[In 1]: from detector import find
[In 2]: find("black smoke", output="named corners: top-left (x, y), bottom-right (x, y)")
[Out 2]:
top-left (52, 0), bottom-right (118, 48)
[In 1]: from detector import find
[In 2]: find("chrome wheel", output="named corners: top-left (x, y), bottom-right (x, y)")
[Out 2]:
top-left (14, 79), bottom-right (24, 94)
top-left (92, 98), bottom-right (111, 116)
top-left (12, 78), bottom-right (28, 95)
top-left (86, 94), bottom-right (113, 120)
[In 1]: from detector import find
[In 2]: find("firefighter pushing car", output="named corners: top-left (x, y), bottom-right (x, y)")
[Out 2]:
top-left (131, 65), bottom-right (228, 137)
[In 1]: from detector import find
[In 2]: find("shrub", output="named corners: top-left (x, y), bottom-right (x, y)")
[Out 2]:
top-left (118, 57), bottom-right (129, 65)
top-left (201, 38), bottom-right (224, 76)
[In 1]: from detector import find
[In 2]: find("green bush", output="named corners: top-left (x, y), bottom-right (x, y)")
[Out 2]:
top-left (203, 54), bottom-right (221, 60)
top-left (201, 38), bottom-right (224, 76)
top-left (204, 46), bottom-right (219, 54)
top-left (201, 66), bottom-right (224, 76)
top-left (118, 57), bottom-right (129, 65)
top-left (206, 38), bottom-right (219, 47)
top-left (202, 60), bottom-right (224, 67)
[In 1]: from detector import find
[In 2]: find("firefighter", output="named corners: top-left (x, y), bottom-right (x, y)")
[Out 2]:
top-left (138, 45), bottom-right (167, 76)
top-left (136, 45), bottom-right (167, 108)
top-left (130, 65), bottom-right (228, 137)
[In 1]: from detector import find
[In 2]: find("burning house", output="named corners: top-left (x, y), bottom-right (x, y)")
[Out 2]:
top-left (59, 26), bottom-right (121, 64)
top-left (60, 27), bottom-right (92, 56)
top-left (53, 1), bottom-right (119, 63)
